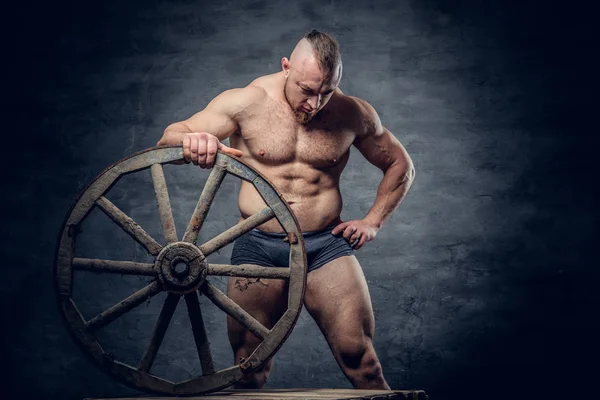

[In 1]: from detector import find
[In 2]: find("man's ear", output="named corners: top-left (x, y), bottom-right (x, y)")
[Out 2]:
top-left (281, 57), bottom-right (290, 76)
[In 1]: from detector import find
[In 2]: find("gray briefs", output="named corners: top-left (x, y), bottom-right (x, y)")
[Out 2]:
top-left (231, 225), bottom-right (354, 273)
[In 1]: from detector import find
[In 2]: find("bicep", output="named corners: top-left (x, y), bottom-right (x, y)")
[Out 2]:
top-left (352, 98), bottom-right (411, 172)
top-left (354, 127), bottom-right (410, 172)
top-left (181, 89), bottom-right (241, 140)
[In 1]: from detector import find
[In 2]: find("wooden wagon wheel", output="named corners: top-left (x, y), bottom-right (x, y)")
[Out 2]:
top-left (55, 146), bottom-right (307, 395)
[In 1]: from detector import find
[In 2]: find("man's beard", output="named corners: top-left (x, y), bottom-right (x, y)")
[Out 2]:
top-left (293, 109), bottom-right (313, 124)
top-left (284, 80), bottom-right (314, 124)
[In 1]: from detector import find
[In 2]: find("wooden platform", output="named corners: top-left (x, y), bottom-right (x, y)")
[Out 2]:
top-left (86, 388), bottom-right (428, 400)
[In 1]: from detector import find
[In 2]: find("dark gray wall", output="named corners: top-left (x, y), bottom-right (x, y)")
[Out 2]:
top-left (2, 1), bottom-right (597, 399)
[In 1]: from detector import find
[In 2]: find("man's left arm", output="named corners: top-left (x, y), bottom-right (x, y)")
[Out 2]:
top-left (332, 99), bottom-right (415, 249)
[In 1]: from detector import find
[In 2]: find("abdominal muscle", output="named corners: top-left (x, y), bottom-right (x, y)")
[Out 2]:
top-left (236, 166), bottom-right (343, 233)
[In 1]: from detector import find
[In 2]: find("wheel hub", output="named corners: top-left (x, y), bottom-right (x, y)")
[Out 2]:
top-left (155, 242), bottom-right (207, 294)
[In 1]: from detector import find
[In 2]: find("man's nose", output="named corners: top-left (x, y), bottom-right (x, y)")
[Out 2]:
top-left (307, 94), bottom-right (321, 110)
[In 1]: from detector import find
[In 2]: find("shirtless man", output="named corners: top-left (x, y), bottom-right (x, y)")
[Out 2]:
top-left (157, 30), bottom-right (415, 389)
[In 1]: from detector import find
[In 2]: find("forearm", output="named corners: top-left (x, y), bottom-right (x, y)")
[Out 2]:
top-left (157, 123), bottom-right (194, 146)
top-left (364, 161), bottom-right (415, 229)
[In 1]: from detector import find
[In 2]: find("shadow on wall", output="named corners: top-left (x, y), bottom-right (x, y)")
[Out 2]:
top-left (405, 1), bottom-right (597, 398)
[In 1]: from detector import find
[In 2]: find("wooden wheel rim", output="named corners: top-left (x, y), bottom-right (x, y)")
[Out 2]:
top-left (54, 146), bottom-right (307, 395)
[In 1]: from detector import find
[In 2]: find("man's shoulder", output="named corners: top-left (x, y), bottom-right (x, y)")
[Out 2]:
top-left (329, 89), bottom-right (370, 112)
top-left (227, 73), bottom-right (282, 113)
top-left (336, 89), bottom-right (381, 136)
top-left (332, 91), bottom-right (380, 128)
top-left (226, 84), bottom-right (268, 104)
top-left (345, 93), bottom-right (378, 117)
top-left (247, 72), bottom-right (281, 94)
top-left (216, 85), bottom-right (268, 117)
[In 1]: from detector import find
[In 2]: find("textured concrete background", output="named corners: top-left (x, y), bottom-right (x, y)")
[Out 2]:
top-left (1, 1), bottom-right (597, 399)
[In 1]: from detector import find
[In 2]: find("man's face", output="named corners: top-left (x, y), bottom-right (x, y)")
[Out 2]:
top-left (283, 57), bottom-right (340, 124)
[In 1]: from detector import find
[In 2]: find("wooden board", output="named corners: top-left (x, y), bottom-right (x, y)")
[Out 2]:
top-left (86, 388), bottom-right (428, 400)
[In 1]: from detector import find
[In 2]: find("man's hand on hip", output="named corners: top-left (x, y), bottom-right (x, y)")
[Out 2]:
top-left (182, 132), bottom-right (243, 168)
top-left (331, 219), bottom-right (379, 250)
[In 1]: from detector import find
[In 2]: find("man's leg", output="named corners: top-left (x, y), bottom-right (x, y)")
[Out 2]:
top-left (304, 255), bottom-right (390, 389)
top-left (226, 273), bottom-right (288, 388)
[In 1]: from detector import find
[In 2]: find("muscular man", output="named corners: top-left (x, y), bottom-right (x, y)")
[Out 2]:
top-left (157, 30), bottom-right (415, 389)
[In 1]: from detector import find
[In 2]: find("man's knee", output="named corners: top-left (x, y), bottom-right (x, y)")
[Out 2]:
top-left (338, 339), bottom-right (384, 382)
top-left (359, 351), bottom-right (384, 382)
top-left (337, 338), bottom-right (364, 369)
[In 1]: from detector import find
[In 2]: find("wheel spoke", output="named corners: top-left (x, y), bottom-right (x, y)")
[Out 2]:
top-left (183, 166), bottom-right (227, 244)
top-left (198, 207), bottom-right (275, 257)
top-left (208, 264), bottom-right (290, 279)
top-left (184, 292), bottom-right (215, 375)
top-left (95, 196), bottom-right (163, 256)
top-left (200, 281), bottom-right (269, 340)
top-left (151, 164), bottom-right (178, 243)
top-left (138, 293), bottom-right (180, 373)
top-left (86, 281), bottom-right (162, 331)
top-left (73, 258), bottom-right (155, 276)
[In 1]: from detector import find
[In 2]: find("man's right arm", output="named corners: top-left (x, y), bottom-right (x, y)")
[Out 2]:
top-left (157, 87), bottom-right (260, 168)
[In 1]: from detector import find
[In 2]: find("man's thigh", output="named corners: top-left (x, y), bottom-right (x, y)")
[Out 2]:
top-left (304, 255), bottom-right (375, 347)
top-left (226, 273), bottom-right (289, 347)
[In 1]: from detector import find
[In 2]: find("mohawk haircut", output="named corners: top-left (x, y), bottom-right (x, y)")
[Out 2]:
top-left (303, 29), bottom-right (342, 77)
